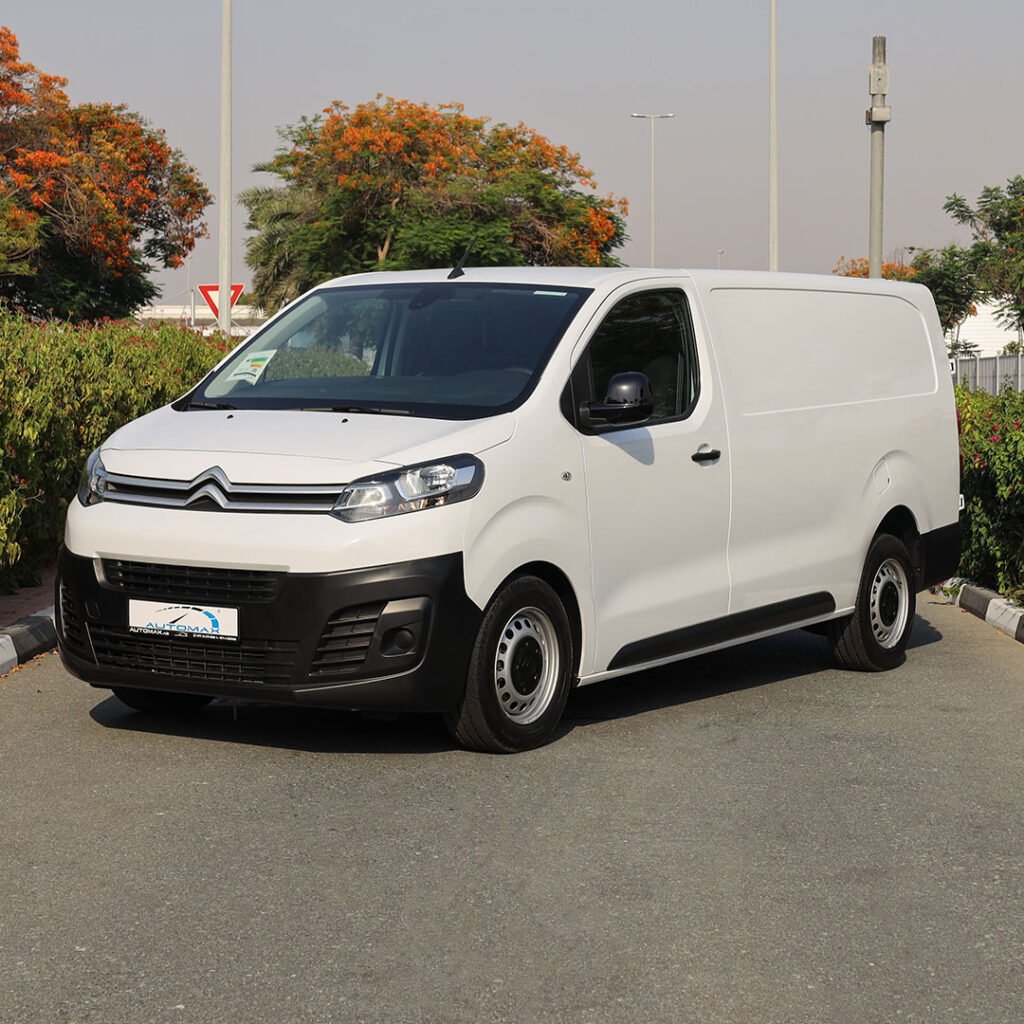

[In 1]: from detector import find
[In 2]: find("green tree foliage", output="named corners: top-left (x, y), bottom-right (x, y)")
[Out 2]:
top-left (944, 176), bottom-right (1024, 336)
top-left (0, 27), bottom-right (210, 320)
top-left (907, 245), bottom-right (980, 342)
top-left (241, 96), bottom-right (629, 313)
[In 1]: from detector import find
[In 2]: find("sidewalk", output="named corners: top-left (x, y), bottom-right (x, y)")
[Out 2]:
top-left (0, 566), bottom-right (57, 676)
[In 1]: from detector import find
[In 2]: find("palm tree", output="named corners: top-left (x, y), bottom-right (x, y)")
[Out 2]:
top-left (239, 181), bottom-right (321, 314)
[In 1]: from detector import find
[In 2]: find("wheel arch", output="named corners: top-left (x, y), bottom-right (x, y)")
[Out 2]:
top-left (873, 504), bottom-right (925, 589)
top-left (492, 561), bottom-right (584, 683)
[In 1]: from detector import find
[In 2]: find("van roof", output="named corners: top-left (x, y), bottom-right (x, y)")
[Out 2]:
top-left (317, 266), bottom-right (928, 298)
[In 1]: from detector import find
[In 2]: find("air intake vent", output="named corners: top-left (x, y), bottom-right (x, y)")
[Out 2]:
top-left (90, 626), bottom-right (297, 686)
top-left (103, 560), bottom-right (283, 604)
top-left (311, 602), bottom-right (386, 676)
top-left (59, 580), bottom-right (88, 654)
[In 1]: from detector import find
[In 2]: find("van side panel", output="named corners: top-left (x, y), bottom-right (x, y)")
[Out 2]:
top-left (704, 284), bottom-right (958, 616)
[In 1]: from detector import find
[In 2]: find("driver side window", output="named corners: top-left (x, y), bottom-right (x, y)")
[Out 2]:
top-left (582, 290), bottom-right (700, 423)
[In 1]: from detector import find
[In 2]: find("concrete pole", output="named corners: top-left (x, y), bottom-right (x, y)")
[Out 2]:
top-left (768, 0), bottom-right (779, 271)
top-left (217, 0), bottom-right (232, 336)
top-left (630, 113), bottom-right (674, 266)
top-left (867, 36), bottom-right (891, 279)
top-left (648, 115), bottom-right (656, 266)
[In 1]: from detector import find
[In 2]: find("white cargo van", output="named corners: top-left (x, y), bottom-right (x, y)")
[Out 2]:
top-left (58, 268), bottom-right (961, 752)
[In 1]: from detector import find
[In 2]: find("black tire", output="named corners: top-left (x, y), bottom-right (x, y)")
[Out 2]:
top-left (444, 576), bottom-right (574, 753)
top-left (828, 533), bottom-right (916, 671)
top-left (111, 687), bottom-right (213, 714)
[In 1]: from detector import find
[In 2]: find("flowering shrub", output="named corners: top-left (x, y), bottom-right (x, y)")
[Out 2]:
top-left (956, 384), bottom-right (1024, 600)
top-left (0, 315), bottom-right (236, 590)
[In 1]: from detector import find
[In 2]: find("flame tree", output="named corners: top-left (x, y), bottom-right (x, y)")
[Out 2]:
top-left (241, 96), bottom-right (629, 313)
top-left (0, 27), bottom-right (210, 319)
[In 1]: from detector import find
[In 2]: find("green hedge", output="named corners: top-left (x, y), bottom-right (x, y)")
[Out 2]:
top-left (0, 315), bottom-right (236, 591)
top-left (956, 385), bottom-right (1024, 601)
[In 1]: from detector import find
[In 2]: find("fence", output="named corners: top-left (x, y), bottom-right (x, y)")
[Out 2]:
top-left (952, 354), bottom-right (1024, 393)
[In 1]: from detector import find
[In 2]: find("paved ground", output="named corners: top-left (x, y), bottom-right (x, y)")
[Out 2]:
top-left (1, 598), bottom-right (1022, 1024)
top-left (0, 566), bottom-right (54, 628)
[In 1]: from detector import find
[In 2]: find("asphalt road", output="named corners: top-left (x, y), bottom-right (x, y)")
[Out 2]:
top-left (1, 597), bottom-right (1022, 1024)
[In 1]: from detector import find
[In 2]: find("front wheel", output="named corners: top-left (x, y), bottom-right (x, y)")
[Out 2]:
top-left (444, 576), bottom-right (574, 753)
top-left (828, 533), bottom-right (916, 671)
top-left (111, 687), bottom-right (213, 714)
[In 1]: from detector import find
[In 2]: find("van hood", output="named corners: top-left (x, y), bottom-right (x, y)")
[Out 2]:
top-left (101, 406), bottom-right (516, 484)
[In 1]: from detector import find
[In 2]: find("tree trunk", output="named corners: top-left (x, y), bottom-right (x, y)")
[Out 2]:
top-left (376, 194), bottom-right (402, 265)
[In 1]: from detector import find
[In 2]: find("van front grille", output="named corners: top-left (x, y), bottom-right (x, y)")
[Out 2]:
top-left (103, 560), bottom-right (283, 604)
top-left (89, 626), bottom-right (297, 686)
top-left (311, 602), bottom-right (386, 676)
top-left (102, 465), bottom-right (343, 514)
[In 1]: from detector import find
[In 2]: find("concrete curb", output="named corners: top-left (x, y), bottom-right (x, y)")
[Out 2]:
top-left (940, 580), bottom-right (1024, 645)
top-left (0, 606), bottom-right (57, 677)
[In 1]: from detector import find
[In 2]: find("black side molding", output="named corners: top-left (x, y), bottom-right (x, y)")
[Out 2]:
top-left (917, 521), bottom-right (962, 591)
top-left (608, 591), bottom-right (836, 671)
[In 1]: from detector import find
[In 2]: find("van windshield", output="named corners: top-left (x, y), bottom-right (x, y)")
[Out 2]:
top-left (190, 282), bottom-right (591, 418)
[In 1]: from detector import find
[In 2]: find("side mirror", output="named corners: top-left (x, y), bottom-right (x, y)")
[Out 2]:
top-left (582, 371), bottom-right (654, 426)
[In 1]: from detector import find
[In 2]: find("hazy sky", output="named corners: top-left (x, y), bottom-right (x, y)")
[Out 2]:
top-left (8, 1), bottom-right (1023, 304)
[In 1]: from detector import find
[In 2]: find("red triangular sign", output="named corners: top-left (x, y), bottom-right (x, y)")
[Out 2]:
top-left (198, 283), bottom-right (244, 318)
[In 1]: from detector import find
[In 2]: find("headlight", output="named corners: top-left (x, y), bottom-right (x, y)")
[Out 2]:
top-left (77, 449), bottom-right (108, 506)
top-left (331, 454), bottom-right (484, 523)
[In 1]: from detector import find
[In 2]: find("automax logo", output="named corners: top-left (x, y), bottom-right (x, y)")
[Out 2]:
top-left (148, 606), bottom-right (223, 635)
top-left (128, 599), bottom-right (239, 641)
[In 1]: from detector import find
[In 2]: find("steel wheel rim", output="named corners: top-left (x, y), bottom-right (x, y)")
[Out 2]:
top-left (493, 606), bottom-right (560, 725)
top-left (869, 557), bottom-right (910, 649)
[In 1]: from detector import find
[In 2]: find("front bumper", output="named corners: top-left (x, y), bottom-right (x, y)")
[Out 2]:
top-left (56, 549), bottom-right (481, 712)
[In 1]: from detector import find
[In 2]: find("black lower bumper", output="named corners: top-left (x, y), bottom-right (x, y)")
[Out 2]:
top-left (918, 521), bottom-right (962, 590)
top-left (56, 549), bottom-right (481, 712)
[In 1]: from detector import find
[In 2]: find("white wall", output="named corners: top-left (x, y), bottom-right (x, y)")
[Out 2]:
top-left (956, 302), bottom-right (1020, 356)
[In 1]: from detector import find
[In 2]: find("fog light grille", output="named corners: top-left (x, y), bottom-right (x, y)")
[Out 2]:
top-left (311, 602), bottom-right (386, 675)
top-left (59, 581), bottom-right (88, 654)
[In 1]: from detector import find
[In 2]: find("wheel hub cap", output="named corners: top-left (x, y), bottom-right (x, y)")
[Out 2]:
top-left (878, 580), bottom-right (900, 627)
top-left (869, 558), bottom-right (910, 649)
top-left (493, 607), bottom-right (560, 725)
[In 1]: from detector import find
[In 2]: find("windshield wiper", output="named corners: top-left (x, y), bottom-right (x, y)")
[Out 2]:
top-left (302, 405), bottom-right (411, 416)
top-left (185, 400), bottom-right (237, 410)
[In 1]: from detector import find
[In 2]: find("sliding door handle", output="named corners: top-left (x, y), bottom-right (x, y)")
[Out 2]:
top-left (691, 447), bottom-right (722, 464)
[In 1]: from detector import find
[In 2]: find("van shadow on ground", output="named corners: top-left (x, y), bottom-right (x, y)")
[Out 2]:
top-left (565, 610), bottom-right (943, 725)
top-left (89, 612), bottom-right (943, 755)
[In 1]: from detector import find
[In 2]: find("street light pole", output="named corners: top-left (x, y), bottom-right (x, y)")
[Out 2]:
top-left (217, 0), bottom-right (232, 336)
top-left (866, 35), bottom-right (891, 279)
top-left (630, 112), bottom-right (675, 266)
top-left (768, 0), bottom-right (779, 271)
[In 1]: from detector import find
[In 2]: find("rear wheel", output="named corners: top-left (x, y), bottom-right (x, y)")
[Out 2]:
top-left (829, 533), bottom-right (916, 671)
top-left (111, 688), bottom-right (213, 714)
top-left (444, 576), bottom-right (574, 753)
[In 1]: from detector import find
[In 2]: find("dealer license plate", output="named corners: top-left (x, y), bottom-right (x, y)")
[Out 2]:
top-left (128, 599), bottom-right (239, 642)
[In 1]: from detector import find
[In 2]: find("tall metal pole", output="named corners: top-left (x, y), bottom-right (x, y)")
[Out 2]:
top-left (649, 115), bottom-right (656, 265)
top-left (217, 0), bottom-right (232, 335)
top-left (631, 112), bottom-right (675, 266)
top-left (867, 35), bottom-right (891, 279)
top-left (768, 0), bottom-right (779, 271)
